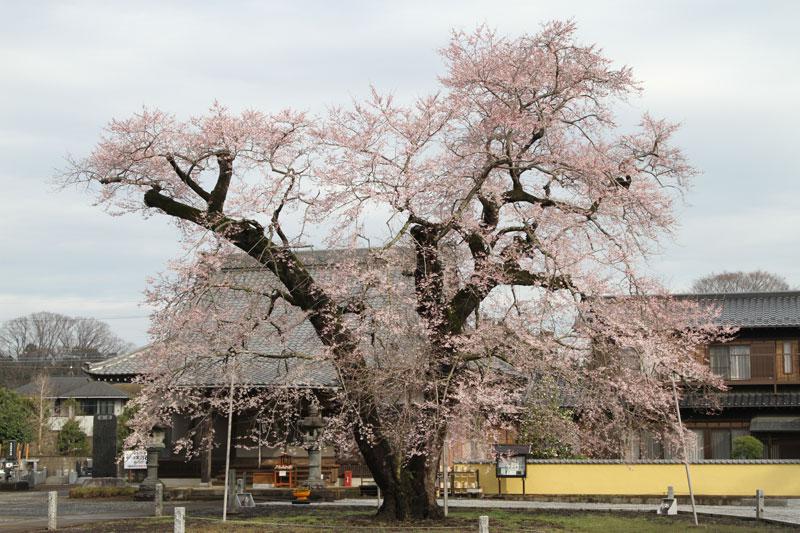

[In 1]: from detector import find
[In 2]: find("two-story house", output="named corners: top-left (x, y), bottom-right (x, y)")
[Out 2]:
top-left (15, 376), bottom-right (129, 438)
top-left (638, 291), bottom-right (800, 461)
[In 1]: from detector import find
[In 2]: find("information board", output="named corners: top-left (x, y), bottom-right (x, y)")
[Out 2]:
top-left (123, 449), bottom-right (147, 470)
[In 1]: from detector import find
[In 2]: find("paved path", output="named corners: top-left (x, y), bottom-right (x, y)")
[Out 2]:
top-left (259, 497), bottom-right (800, 526)
top-left (0, 490), bottom-right (210, 532)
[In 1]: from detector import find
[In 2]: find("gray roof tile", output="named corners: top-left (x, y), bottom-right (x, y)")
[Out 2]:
top-left (15, 376), bottom-right (128, 399)
top-left (677, 291), bottom-right (800, 328)
top-left (682, 392), bottom-right (800, 409)
top-left (85, 249), bottom-right (412, 388)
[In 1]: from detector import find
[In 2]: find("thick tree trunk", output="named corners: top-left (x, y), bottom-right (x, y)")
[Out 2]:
top-left (354, 427), bottom-right (445, 521)
top-left (378, 457), bottom-right (442, 520)
top-left (373, 453), bottom-right (442, 520)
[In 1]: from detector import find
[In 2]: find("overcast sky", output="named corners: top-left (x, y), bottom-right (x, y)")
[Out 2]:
top-left (1, 1), bottom-right (798, 346)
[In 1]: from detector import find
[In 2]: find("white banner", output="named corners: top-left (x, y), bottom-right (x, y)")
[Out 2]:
top-left (123, 449), bottom-right (147, 470)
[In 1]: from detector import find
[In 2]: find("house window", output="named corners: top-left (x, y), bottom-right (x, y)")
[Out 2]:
top-left (730, 346), bottom-right (751, 379)
top-left (78, 400), bottom-right (97, 416)
top-left (686, 430), bottom-right (704, 461)
top-left (710, 429), bottom-right (731, 459)
top-left (98, 400), bottom-right (115, 415)
top-left (710, 345), bottom-right (751, 380)
top-left (783, 341), bottom-right (793, 374)
top-left (74, 400), bottom-right (115, 416)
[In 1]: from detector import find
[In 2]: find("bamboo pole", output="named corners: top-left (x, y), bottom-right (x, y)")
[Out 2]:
top-left (671, 377), bottom-right (698, 526)
top-left (222, 363), bottom-right (236, 521)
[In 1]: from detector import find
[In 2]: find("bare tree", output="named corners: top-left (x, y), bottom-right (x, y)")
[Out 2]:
top-left (0, 312), bottom-right (133, 360)
top-left (30, 373), bottom-right (54, 454)
top-left (691, 271), bottom-right (791, 294)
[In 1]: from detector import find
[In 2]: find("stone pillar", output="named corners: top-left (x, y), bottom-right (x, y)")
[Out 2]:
top-left (478, 515), bottom-right (489, 533)
top-left (154, 483), bottom-right (163, 517)
top-left (299, 404), bottom-right (325, 489)
top-left (307, 445), bottom-right (323, 488)
top-left (226, 469), bottom-right (239, 514)
top-left (174, 506), bottom-right (185, 533)
top-left (200, 417), bottom-right (213, 484)
top-left (756, 489), bottom-right (764, 519)
top-left (48, 491), bottom-right (57, 531)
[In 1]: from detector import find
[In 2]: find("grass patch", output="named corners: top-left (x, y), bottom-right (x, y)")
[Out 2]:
top-left (57, 506), bottom-right (794, 532)
top-left (68, 486), bottom-right (136, 498)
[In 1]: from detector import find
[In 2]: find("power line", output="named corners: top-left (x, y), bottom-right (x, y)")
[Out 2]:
top-left (3, 315), bottom-right (150, 322)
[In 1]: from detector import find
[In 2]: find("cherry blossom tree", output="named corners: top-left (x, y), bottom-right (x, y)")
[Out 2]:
top-left (63, 21), bottom-right (730, 520)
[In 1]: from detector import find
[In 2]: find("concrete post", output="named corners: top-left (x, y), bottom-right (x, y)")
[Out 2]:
top-left (667, 485), bottom-right (674, 499)
top-left (47, 491), bottom-right (57, 531)
top-left (174, 506), bottom-right (185, 533)
top-left (478, 515), bottom-right (489, 533)
top-left (154, 483), bottom-right (163, 517)
top-left (756, 489), bottom-right (764, 519)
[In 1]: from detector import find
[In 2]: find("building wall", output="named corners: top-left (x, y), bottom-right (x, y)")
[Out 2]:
top-left (458, 461), bottom-right (800, 496)
top-left (47, 399), bottom-right (126, 437)
top-left (50, 415), bottom-right (94, 435)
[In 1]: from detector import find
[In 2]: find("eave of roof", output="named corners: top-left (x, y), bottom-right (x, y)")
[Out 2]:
top-left (682, 392), bottom-right (800, 409)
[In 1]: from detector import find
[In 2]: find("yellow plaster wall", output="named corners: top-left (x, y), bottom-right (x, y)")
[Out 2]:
top-left (460, 463), bottom-right (800, 497)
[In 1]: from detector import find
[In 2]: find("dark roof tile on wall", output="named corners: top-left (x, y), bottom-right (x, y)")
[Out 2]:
top-left (682, 392), bottom-right (800, 409)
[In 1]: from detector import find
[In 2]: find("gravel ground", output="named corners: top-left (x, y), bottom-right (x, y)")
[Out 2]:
top-left (0, 489), bottom-right (217, 532)
top-left (3, 489), bottom-right (799, 531)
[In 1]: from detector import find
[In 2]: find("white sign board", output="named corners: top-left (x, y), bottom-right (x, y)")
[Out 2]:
top-left (123, 450), bottom-right (147, 470)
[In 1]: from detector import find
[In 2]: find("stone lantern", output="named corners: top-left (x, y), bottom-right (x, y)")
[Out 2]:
top-left (135, 425), bottom-right (166, 500)
top-left (299, 404), bottom-right (325, 489)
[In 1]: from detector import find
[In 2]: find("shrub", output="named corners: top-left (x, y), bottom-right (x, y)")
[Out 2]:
top-left (57, 418), bottom-right (89, 456)
top-left (731, 435), bottom-right (764, 459)
top-left (0, 387), bottom-right (35, 442)
top-left (116, 403), bottom-right (138, 450)
top-left (69, 486), bottom-right (136, 498)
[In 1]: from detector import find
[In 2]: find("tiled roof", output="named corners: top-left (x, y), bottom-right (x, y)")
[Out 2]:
top-left (676, 291), bottom-right (800, 328)
top-left (15, 376), bottom-right (128, 399)
top-left (83, 346), bottom-right (154, 377)
top-left (682, 392), bottom-right (800, 409)
top-left (86, 249), bottom-right (413, 389)
top-left (750, 416), bottom-right (800, 432)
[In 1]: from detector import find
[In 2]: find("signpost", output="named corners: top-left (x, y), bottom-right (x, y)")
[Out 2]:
top-left (123, 450), bottom-right (148, 470)
top-left (494, 444), bottom-right (531, 496)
